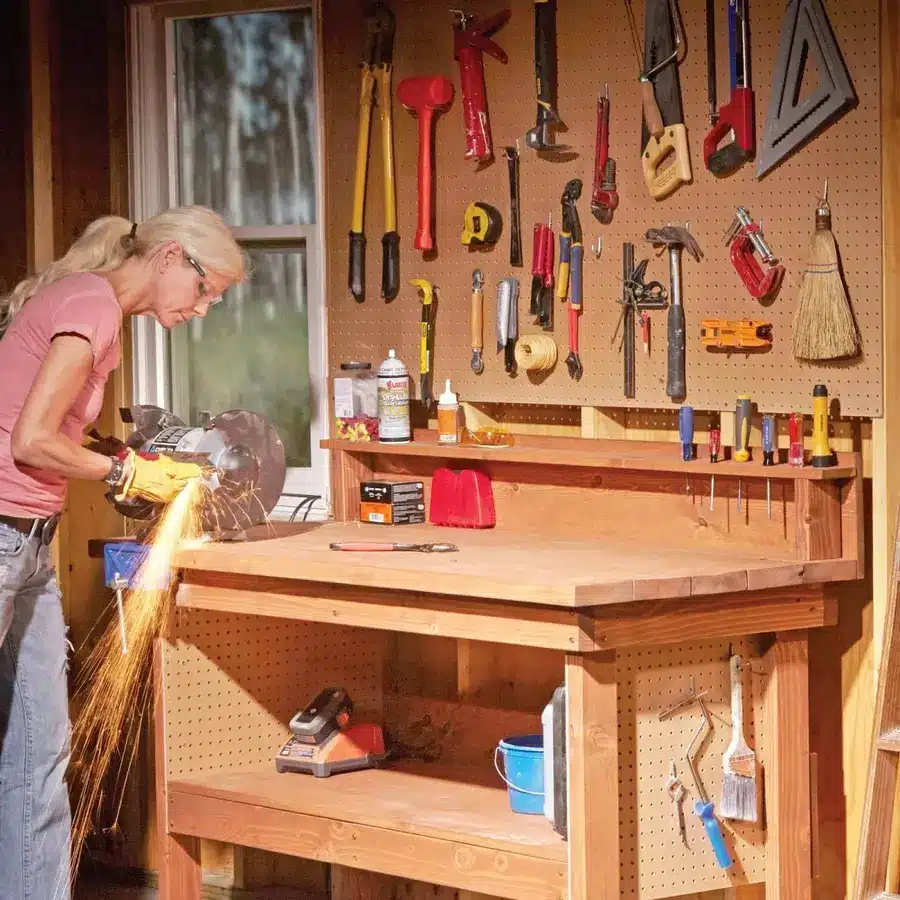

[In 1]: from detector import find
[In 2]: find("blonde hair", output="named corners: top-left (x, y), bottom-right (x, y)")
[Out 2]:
top-left (0, 205), bottom-right (246, 335)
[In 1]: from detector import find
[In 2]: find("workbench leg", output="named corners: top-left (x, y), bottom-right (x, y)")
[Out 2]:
top-left (764, 631), bottom-right (812, 900)
top-left (566, 652), bottom-right (619, 900)
top-left (158, 833), bottom-right (202, 900)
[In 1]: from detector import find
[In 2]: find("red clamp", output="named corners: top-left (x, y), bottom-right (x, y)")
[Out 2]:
top-left (591, 86), bottom-right (618, 224)
top-left (452, 9), bottom-right (510, 163)
top-left (724, 207), bottom-right (785, 302)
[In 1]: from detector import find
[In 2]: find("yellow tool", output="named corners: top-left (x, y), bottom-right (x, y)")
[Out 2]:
top-left (461, 202), bottom-right (503, 246)
top-left (701, 319), bottom-right (772, 350)
top-left (734, 394), bottom-right (752, 463)
top-left (411, 279), bottom-right (436, 405)
top-left (811, 384), bottom-right (835, 468)
top-left (349, 6), bottom-right (398, 303)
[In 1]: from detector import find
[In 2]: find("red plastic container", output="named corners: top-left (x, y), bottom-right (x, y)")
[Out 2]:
top-left (429, 468), bottom-right (495, 528)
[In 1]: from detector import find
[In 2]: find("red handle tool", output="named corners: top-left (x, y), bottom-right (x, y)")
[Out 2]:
top-left (398, 76), bottom-right (455, 252)
top-left (724, 207), bottom-right (785, 301)
top-left (591, 86), bottom-right (618, 224)
top-left (452, 9), bottom-right (510, 163)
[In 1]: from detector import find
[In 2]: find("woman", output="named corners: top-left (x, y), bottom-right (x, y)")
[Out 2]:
top-left (0, 205), bottom-right (245, 900)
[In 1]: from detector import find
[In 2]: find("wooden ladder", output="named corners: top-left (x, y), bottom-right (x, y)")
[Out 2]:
top-left (855, 516), bottom-right (900, 900)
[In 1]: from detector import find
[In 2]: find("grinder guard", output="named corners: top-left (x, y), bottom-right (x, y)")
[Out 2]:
top-left (111, 405), bottom-right (286, 531)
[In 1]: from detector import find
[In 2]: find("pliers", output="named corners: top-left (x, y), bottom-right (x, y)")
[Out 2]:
top-left (349, 5), bottom-right (399, 303)
top-left (556, 179), bottom-right (584, 380)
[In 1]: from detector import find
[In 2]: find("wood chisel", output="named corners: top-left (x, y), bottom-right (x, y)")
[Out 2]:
top-left (470, 269), bottom-right (485, 374)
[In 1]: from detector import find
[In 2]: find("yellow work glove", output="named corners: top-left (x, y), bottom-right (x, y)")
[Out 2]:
top-left (114, 449), bottom-right (203, 504)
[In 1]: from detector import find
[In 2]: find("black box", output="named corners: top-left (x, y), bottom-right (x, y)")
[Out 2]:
top-left (359, 481), bottom-right (425, 525)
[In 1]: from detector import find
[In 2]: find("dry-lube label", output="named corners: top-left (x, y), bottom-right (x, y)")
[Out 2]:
top-left (377, 376), bottom-right (410, 441)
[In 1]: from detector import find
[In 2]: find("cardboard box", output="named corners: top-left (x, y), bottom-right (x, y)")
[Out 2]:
top-left (360, 481), bottom-right (425, 525)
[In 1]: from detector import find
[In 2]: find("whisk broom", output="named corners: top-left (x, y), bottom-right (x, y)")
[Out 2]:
top-left (791, 179), bottom-right (859, 361)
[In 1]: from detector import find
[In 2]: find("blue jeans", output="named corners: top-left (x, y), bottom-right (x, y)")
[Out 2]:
top-left (0, 521), bottom-right (71, 900)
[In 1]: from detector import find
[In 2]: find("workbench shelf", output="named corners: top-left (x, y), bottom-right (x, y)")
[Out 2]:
top-left (166, 762), bottom-right (567, 900)
top-left (322, 431), bottom-right (857, 481)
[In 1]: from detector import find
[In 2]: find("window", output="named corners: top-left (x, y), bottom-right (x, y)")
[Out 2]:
top-left (129, 1), bottom-right (328, 520)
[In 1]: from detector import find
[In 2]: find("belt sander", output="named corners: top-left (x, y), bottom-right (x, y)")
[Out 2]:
top-left (275, 686), bottom-right (386, 777)
top-left (110, 404), bottom-right (286, 532)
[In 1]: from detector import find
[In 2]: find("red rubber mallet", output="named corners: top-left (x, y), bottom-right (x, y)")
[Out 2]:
top-left (398, 75), bottom-right (454, 252)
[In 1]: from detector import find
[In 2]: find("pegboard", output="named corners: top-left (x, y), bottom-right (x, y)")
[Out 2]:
top-left (322, 0), bottom-right (882, 416)
top-left (162, 608), bottom-right (386, 779)
top-left (618, 638), bottom-right (766, 898)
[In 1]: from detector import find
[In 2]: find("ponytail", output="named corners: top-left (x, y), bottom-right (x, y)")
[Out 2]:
top-left (0, 205), bottom-right (246, 336)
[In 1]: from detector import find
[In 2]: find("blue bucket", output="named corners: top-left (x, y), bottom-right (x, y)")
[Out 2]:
top-left (494, 734), bottom-right (544, 815)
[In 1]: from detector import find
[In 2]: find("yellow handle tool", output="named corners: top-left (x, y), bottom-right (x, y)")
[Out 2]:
top-left (642, 124), bottom-right (693, 200)
top-left (811, 384), bottom-right (835, 468)
top-left (411, 279), bottom-right (436, 405)
top-left (734, 394), bottom-right (752, 463)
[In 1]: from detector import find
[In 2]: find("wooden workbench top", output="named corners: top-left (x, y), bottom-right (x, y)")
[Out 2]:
top-left (175, 522), bottom-right (856, 608)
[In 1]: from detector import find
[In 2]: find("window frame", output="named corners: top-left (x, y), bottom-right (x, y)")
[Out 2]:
top-left (127, 0), bottom-right (330, 519)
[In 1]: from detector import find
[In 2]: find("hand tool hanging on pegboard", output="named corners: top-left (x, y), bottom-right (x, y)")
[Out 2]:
top-left (757, 0), bottom-right (856, 178)
top-left (496, 277), bottom-right (519, 376)
top-left (349, 5), bottom-right (399, 302)
top-left (625, 0), bottom-right (691, 199)
top-left (398, 76), bottom-right (454, 253)
top-left (470, 269), bottom-right (485, 374)
top-left (615, 250), bottom-right (668, 399)
top-left (530, 218), bottom-right (554, 330)
top-left (526, 0), bottom-right (569, 152)
top-left (451, 8), bottom-right (510, 164)
top-left (504, 144), bottom-right (523, 267)
top-left (461, 201), bottom-right (503, 247)
top-left (645, 226), bottom-right (703, 401)
top-left (723, 207), bottom-right (784, 302)
top-left (410, 279), bottom-right (436, 404)
top-left (556, 180), bottom-right (584, 380)
top-left (700, 319), bottom-right (772, 350)
top-left (591, 86), bottom-right (619, 225)
top-left (704, 0), bottom-right (756, 176)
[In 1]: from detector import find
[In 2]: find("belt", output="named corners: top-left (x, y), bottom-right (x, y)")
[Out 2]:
top-left (0, 512), bottom-right (61, 545)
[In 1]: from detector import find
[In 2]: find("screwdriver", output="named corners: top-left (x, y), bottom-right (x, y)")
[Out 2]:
top-left (679, 406), bottom-right (694, 496)
top-left (708, 423), bottom-right (721, 511)
top-left (762, 414), bottom-right (775, 519)
top-left (734, 394), bottom-right (752, 512)
top-left (789, 412), bottom-right (804, 468)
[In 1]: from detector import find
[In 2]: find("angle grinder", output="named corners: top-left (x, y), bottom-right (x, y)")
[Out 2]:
top-left (109, 404), bottom-right (286, 532)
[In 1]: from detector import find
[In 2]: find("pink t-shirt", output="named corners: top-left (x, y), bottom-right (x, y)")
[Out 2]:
top-left (0, 273), bottom-right (122, 517)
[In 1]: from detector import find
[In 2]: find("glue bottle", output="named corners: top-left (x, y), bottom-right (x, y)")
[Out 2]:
top-left (377, 349), bottom-right (410, 443)
top-left (437, 379), bottom-right (460, 445)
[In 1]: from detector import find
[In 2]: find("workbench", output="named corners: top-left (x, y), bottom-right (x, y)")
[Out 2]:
top-left (155, 432), bottom-right (863, 900)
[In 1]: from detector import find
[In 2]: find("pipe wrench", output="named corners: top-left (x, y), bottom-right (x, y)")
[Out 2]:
top-left (704, 0), bottom-right (755, 175)
top-left (591, 86), bottom-right (619, 224)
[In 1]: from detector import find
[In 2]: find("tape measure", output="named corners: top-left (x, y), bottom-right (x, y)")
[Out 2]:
top-left (461, 201), bottom-right (503, 246)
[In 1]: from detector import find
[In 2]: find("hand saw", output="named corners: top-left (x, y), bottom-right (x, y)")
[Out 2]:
top-left (637, 0), bottom-right (692, 200)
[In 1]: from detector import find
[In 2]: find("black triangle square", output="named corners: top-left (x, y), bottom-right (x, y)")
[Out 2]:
top-left (757, 0), bottom-right (857, 178)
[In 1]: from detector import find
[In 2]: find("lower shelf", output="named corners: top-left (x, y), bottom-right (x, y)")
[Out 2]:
top-left (168, 762), bottom-right (568, 900)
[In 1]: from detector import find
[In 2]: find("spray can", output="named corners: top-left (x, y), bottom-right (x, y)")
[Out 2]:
top-left (377, 349), bottom-right (410, 443)
top-left (811, 384), bottom-right (835, 468)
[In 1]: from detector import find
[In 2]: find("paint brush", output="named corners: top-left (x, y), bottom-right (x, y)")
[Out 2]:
top-left (720, 654), bottom-right (758, 821)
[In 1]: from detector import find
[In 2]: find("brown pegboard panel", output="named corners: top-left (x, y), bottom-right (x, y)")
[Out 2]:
top-left (618, 638), bottom-right (766, 897)
top-left (163, 609), bottom-right (386, 779)
top-left (323, 0), bottom-right (881, 416)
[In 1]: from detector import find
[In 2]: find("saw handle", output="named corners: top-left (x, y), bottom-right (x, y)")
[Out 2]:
top-left (641, 79), bottom-right (665, 139)
top-left (703, 87), bottom-right (755, 176)
top-left (643, 124), bottom-right (692, 200)
top-left (458, 46), bottom-right (492, 162)
top-left (666, 303), bottom-right (686, 400)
